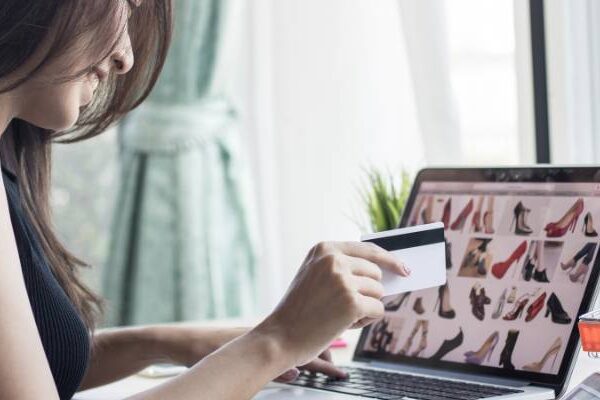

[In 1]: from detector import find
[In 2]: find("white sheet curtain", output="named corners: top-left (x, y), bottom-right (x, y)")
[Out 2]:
top-left (242, 0), bottom-right (459, 310)
top-left (545, 0), bottom-right (600, 164)
top-left (397, 0), bottom-right (462, 164)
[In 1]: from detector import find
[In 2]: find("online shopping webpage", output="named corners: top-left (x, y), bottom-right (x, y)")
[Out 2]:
top-left (358, 181), bottom-right (600, 375)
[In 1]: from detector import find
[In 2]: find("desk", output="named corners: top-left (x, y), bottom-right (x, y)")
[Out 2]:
top-left (75, 330), bottom-right (597, 400)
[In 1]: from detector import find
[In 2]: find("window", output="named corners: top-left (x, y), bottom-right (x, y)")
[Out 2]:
top-left (444, 0), bottom-right (528, 164)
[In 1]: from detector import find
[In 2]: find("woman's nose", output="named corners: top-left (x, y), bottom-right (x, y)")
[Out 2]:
top-left (110, 36), bottom-right (134, 75)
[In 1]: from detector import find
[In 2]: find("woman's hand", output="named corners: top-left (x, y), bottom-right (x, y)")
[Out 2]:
top-left (124, 243), bottom-right (408, 400)
top-left (255, 241), bottom-right (409, 369)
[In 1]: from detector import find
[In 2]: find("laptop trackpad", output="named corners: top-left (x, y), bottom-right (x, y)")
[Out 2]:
top-left (254, 386), bottom-right (357, 399)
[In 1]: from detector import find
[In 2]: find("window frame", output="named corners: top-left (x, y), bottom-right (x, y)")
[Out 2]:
top-left (530, 0), bottom-right (552, 163)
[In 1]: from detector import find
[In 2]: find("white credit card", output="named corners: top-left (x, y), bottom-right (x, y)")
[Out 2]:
top-left (361, 222), bottom-right (447, 296)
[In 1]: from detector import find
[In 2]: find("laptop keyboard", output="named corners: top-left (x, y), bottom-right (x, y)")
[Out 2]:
top-left (287, 366), bottom-right (524, 400)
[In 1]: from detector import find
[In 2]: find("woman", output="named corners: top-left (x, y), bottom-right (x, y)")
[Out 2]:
top-left (0, 1), bottom-right (410, 399)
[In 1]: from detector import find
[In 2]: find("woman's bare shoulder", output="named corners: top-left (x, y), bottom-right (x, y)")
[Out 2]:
top-left (0, 172), bottom-right (61, 399)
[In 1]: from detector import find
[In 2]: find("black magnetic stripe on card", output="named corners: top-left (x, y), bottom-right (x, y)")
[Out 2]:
top-left (363, 228), bottom-right (445, 251)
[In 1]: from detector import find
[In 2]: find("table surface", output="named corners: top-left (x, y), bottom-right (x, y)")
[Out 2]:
top-left (75, 330), bottom-right (598, 400)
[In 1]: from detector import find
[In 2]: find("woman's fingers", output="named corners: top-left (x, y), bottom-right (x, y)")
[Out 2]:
top-left (355, 294), bottom-right (385, 321)
top-left (274, 368), bottom-right (300, 383)
top-left (277, 351), bottom-right (348, 382)
top-left (347, 257), bottom-right (382, 281)
top-left (351, 317), bottom-right (378, 330)
top-left (300, 358), bottom-right (348, 379)
top-left (325, 241), bottom-right (410, 276)
top-left (354, 276), bottom-right (384, 299)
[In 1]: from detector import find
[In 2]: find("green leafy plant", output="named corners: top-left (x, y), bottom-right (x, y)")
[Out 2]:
top-left (360, 168), bottom-right (412, 233)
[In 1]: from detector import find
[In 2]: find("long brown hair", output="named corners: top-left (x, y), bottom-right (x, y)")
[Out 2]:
top-left (0, 0), bottom-right (173, 329)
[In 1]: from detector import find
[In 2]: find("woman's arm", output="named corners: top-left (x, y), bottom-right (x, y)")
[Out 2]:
top-left (0, 170), bottom-right (61, 400)
top-left (81, 323), bottom-right (346, 390)
top-left (124, 241), bottom-right (407, 400)
top-left (127, 326), bottom-right (292, 400)
top-left (79, 325), bottom-right (247, 390)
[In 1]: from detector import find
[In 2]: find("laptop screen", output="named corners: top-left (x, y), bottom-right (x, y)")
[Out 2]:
top-left (354, 168), bottom-right (600, 385)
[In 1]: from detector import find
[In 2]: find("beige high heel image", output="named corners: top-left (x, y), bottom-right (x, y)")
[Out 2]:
top-left (464, 331), bottom-right (499, 365)
top-left (483, 196), bottom-right (495, 234)
top-left (398, 320), bottom-right (429, 357)
top-left (421, 196), bottom-right (434, 224)
top-left (522, 337), bottom-right (562, 372)
top-left (410, 196), bottom-right (426, 226)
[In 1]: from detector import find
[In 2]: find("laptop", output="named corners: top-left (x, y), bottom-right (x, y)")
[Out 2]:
top-left (256, 167), bottom-right (600, 400)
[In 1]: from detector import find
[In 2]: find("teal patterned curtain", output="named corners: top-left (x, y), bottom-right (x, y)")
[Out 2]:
top-left (102, 0), bottom-right (257, 326)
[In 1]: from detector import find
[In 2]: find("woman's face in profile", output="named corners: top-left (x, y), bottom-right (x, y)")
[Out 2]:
top-left (8, 3), bottom-right (135, 132)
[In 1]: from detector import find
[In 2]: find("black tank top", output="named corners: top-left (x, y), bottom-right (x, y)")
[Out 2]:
top-left (2, 166), bottom-right (90, 400)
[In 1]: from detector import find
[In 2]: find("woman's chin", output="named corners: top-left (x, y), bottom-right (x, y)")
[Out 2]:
top-left (40, 111), bottom-right (80, 132)
top-left (80, 92), bottom-right (94, 108)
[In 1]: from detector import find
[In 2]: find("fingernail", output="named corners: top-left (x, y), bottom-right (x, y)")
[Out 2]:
top-left (401, 264), bottom-right (411, 275)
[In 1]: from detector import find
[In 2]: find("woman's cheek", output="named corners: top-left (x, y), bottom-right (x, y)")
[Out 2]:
top-left (42, 82), bottom-right (83, 131)
top-left (19, 84), bottom-right (81, 132)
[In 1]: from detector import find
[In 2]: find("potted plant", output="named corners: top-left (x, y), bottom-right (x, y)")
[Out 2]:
top-left (360, 168), bottom-right (412, 233)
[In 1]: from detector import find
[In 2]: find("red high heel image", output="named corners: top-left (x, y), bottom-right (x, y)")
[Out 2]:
top-left (525, 292), bottom-right (547, 322)
top-left (503, 295), bottom-right (529, 321)
top-left (491, 241), bottom-right (527, 279)
top-left (442, 198), bottom-right (452, 229)
top-left (450, 199), bottom-right (473, 231)
top-left (544, 199), bottom-right (584, 238)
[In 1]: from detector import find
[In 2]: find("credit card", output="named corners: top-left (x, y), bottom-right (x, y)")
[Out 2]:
top-left (361, 222), bottom-right (447, 296)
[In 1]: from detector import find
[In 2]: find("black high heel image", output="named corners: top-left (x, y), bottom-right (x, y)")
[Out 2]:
top-left (511, 201), bottom-right (533, 235)
top-left (533, 267), bottom-right (549, 283)
top-left (522, 256), bottom-right (535, 281)
top-left (470, 284), bottom-right (491, 321)
top-left (476, 239), bottom-right (491, 275)
top-left (413, 297), bottom-right (425, 315)
top-left (546, 293), bottom-right (571, 324)
top-left (384, 292), bottom-right (411, 312)
top-left (445, 239), bottom-right (452, 270)
top-left (522, 241), bottom-right (538, 281)
top-left (499, 330), bottom-right (520, 370)
top-left (583, 212), bottom-right (598, 237)
top-left (434, 284), bottom-right (456, 319)
top-left (429, 328), bottom-right (464, 361)
top-left (369, 319), bottom-right (394, 353)
top-left (532, 241), bottom-right (549, 282)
